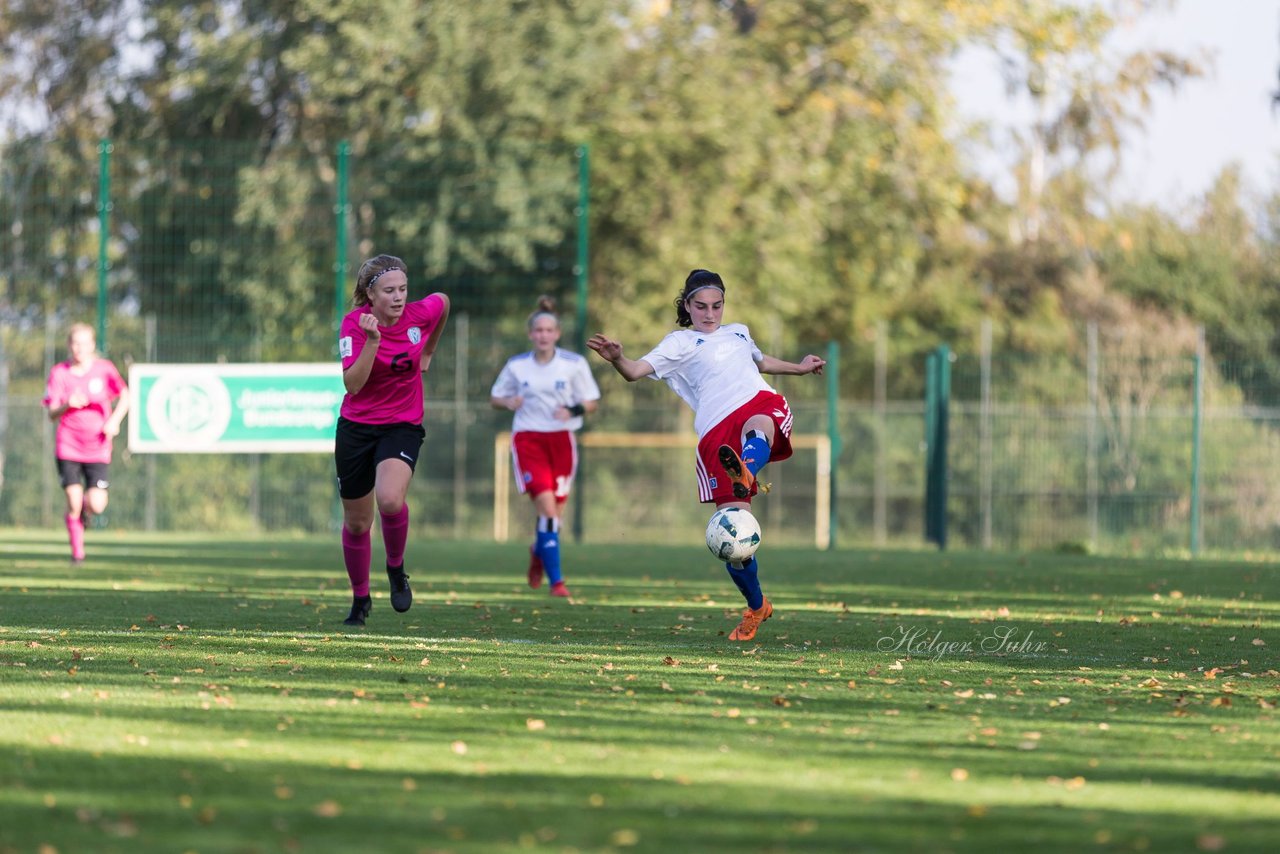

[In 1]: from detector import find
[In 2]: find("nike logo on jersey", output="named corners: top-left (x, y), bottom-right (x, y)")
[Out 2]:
top-left (399, 452), bottom-right (413, 461)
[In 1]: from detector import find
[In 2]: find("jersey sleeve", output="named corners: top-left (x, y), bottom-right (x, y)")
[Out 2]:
top-left (639, 332), bottom-right (689, 380)
top-left (42, 365), bottom-right (65, 408)
top-left (338, 312), bottom-right (367, 370)
top-left (573, 357), bottom-right (601, 403)
top-left (490, 360), bottom-right (518, 398)
top-left (104, 361), bottom-right (127, 398)
top-left (410, 293), bottom-right (446, 337)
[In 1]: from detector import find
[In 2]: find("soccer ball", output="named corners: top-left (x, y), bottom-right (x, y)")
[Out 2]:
top-left (705, 507), bottom-right (762, 563)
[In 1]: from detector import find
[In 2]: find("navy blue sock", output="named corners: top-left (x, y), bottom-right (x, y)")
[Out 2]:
top-left (724, 557), bottom-right (763, 610)
top-left (535, 517), bottom-right (563, 584)
top-left (741, 432), bottom-right (772, 477)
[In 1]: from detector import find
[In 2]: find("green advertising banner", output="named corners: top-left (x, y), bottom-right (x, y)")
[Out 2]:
top-left (128, 364), bottom-right (344, 453)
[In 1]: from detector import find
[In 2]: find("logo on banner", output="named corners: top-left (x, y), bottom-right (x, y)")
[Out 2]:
top-left (146, 373), bottom-right (233, 449)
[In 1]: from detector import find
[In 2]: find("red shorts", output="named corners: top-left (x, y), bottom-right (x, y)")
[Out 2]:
top-left (510, 430), bottom-right (578, 503)
top-left (695, 391), bottom-right (793, 504)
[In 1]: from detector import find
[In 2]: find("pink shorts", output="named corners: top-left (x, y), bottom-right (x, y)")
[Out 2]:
top-left (511, 430), bottom-right (578, 503)
top-left (695, 391), bottom-right (793, 504)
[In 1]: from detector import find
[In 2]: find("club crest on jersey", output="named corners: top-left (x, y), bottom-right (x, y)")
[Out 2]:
top-left (555, 380), bottom-right (566, 390)
top-left (408, 327), bottom-right (422, 345)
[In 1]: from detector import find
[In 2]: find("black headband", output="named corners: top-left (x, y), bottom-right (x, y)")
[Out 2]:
top-left (367, 266), bottom-right (404, 287)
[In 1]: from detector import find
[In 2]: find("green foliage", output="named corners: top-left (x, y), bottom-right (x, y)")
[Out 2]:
top-left (5, 0), bottom-right (1280, 556)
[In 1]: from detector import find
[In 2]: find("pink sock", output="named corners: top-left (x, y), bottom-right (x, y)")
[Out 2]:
top-left (66, 513), bottom-right (85, 561)
top-left (342, 528), bottom-right (372, 597)
top-left (381, 504), bottom-right (409, 569)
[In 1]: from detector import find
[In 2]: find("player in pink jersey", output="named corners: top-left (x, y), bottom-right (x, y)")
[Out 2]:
top-left (588, 269), bottom-right (825, 642)
top-left (490, 295), bottom-right (601, 598)
top-left (335, 254), bottom-right (450, 627)
top-left (42, 323), bottom-right (130, 563)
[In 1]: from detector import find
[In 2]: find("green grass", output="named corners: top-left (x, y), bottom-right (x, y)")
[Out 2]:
top-left (1, 529), bottom-right (1277, 853)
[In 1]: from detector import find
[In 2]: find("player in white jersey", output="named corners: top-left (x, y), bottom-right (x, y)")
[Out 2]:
top-left (588, 269), bottom-right (825, 642)
top-left (491, 295), bottom-right (601, 597)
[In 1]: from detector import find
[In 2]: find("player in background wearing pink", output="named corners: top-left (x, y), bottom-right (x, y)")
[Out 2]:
top-left (42, 323), bottom-right (129, 564)
top-left (336, 254), bottom-right (450, 627)
top-left (490, 295), bottom-right (601, 598)
top-left (587, 269), bottom-right (825, 642)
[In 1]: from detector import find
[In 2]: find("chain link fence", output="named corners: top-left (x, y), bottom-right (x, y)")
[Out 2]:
top-left (4, 139), bottom-right (1280, 555)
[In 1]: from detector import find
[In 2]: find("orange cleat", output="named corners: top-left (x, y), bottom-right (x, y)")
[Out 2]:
top-left (728, 597), bottom-right (773, 641)
top-left (718, 444), bottom-right (756, 500)
top-left (528, 544), bottom-right (545, 589)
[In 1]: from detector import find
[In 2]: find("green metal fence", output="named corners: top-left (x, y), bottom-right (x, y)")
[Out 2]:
top-left (5, 138), bottom-right (1280, 556)
top-left (927, 341), bottom-right (1280, 556)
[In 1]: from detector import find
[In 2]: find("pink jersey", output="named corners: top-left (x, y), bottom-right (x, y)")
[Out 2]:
top-left (338, 294), bottom-right (447, 425)
top-left (43, 358), bottom-right (128, 463)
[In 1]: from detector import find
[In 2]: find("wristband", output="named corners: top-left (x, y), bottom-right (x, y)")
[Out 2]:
top-left (567, 403), bottom-right (586, 417)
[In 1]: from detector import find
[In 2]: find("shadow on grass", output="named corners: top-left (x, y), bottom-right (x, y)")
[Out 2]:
top-left (1, 743), bottom-right (1274, 854)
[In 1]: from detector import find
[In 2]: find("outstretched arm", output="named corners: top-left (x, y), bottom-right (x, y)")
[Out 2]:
top-left (758, 353), bottom-right (826, 376)
top-left (587, 334), bottom-right (655, 382)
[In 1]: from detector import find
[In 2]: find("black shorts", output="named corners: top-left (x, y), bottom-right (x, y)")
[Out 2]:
top-left (57, 459), bottom-right (110, 491)
top-left (334, 417), bottom-right (426, 499)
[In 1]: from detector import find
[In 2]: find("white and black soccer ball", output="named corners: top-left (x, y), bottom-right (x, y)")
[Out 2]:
top-left (705, 507), bottom-right (762, 563)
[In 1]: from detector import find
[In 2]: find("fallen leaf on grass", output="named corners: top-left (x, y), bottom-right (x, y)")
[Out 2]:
top-left (313, 800), bottom-right (342, 818)
top-left (526, 719), bottom-right (546, 731)
top-left (610, 829), bottom-right (639, 846)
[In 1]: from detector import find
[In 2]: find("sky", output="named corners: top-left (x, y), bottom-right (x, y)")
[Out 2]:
top-left (950, 0), bottom-right (1280, 210)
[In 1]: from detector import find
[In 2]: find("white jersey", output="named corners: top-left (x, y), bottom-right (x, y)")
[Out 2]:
top-left (640, 323), bottom-right (774, 437)
top-left (490, 348), bottom-right (601, 433)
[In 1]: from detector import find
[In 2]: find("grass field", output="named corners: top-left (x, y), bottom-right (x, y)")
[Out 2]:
top-left (1, 529), bottom-right (1277, 853)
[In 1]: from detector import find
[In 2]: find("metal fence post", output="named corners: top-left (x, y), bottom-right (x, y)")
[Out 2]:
top-left (826, 340), bottom-right (840, 548)
top-left (333, 140), bottom-right (350, 336)
top-left (1190, 332), bottom-right (1204, 556)
top-left (572, 144), bottom-right (590, 544)
top-left (925, 344), bottom-right (950, 550)
top-left (96, 139), bottom-right (112, 351)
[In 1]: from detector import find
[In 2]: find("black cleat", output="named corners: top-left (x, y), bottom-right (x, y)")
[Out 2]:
top-left (718, 444), bottom-right (755, 500)
top-left (387, 563), bottom-right (413, 613)
top-left (344, 594), bottom-right (372, 626)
